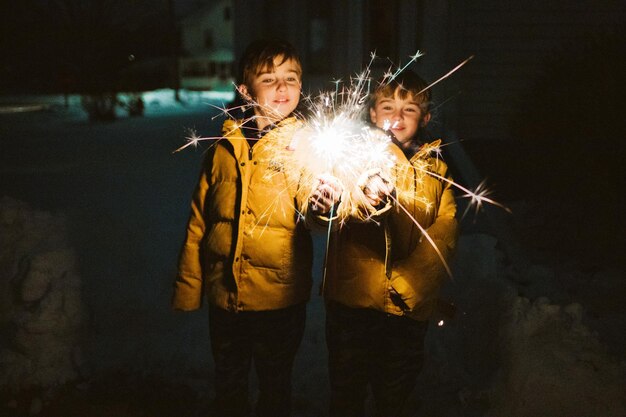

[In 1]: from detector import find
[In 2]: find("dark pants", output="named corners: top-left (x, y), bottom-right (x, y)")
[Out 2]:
top-left (209, 303), bottom-right (306, 417)
top-left (326, 301), bottom-right (429, 417)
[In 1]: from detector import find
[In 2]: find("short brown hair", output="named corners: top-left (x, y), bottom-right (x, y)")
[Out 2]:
top-left (370, 70), bottom-right (431, 113)
top-left (237, 39), bottom-right (302, 88)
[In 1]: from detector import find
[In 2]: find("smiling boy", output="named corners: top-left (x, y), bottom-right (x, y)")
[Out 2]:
top-left (173, 39), bottom-right (312, 417)
top-left (323, 70), bottom-right (459, 416)
top-left (238, 51), bottom-right (301, 130)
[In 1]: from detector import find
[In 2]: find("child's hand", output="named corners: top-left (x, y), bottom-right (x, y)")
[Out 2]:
top-left (359, 169), bottom-right (394, 207)
top-left (389, 287), bottom-right (409, 310)
top-left (310, 174), bottom-right (343, 215)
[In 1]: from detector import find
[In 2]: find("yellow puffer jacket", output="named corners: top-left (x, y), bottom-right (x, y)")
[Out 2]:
top-left (173, 117), bottom-right (313, 312)
top-left (324, 140), bottom-right (458, 320)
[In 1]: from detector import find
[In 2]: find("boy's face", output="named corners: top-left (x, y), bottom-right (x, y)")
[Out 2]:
top-left (369, 90), bottom-right (431, 150)
top-left (239, 56), bottom-right (301, 128)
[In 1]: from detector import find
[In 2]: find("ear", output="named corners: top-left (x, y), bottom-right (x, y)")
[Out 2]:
top-left (369, 107), bottom-right (378, 124)
top-left (421, 112), bottom-right (431, 127)
top-left (238, 84), bottom-right (253, 102)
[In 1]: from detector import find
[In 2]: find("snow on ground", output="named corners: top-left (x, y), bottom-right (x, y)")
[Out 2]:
top-left (0, 196), bottom-right (88, 415)
top-left (0, 92), bottom-right (624, 416)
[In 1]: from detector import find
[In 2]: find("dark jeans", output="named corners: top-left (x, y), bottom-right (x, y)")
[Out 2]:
top-left (326, 301), bottom-right (429, 417)
top-left (209, 303), bottom-right (306, 417)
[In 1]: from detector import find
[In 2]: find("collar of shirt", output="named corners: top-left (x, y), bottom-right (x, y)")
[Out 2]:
top-left (404, 140), bottom-right (423, 159)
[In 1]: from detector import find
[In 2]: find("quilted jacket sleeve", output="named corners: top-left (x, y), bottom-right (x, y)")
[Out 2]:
top-left (172, 153), bottom-right (213, 311)
top-left (390, 159), bottom-right (458, 318)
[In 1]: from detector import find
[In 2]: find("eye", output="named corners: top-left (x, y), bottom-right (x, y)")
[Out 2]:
top-left (286, 76), bottom-right (299, 83)
top-left (381, 105), bottom-right (394, 111)
top-left (261, 77), bottom-right (275, 84)
top-left (404, 106), bottom-right (419, 113)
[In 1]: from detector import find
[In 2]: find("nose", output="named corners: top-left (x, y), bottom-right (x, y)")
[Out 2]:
top-left (276, 79), bottom-right (287, 91)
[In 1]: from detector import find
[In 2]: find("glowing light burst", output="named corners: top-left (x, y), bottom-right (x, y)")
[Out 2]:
top-left (288, 56), bottom-right (400, 221)
top-left (291, 116), bottom-right (395, 190)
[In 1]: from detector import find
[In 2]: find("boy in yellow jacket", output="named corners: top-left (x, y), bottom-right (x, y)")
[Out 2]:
top-left (173, 39), bottom-right (312, 417)
top-left (323, 70), bottom-right (459, 416)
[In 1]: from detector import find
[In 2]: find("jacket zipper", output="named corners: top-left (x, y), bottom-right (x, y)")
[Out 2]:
top-left (384, 217), bottom-right (392, 279)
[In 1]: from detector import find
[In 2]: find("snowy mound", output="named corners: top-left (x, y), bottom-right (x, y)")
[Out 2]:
top-left (418, 233), bottom-right (626, 417)
top-left (0, 197), bottom-right (86, 391)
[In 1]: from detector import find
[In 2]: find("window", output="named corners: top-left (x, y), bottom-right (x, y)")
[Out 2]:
top-left (183, 61), bottom-right (206, 77)
top-left (204, 29), bottom-right (213, 49)
top-left (207, 61), bottom-right (216, 77)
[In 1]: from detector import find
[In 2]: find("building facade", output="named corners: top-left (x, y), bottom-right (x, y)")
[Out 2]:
top-left (178, 0), bottom-right (235, 90)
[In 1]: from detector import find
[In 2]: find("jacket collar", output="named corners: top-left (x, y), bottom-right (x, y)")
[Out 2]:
top-left (236, 108), bottom-right (298, 140)
top-left (409, 139), bottom-right (442, 163)
top-left (222, 116), bottom-right (302, 159)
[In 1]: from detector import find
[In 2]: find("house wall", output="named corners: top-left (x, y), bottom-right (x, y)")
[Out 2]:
top-left (178, 0), bottom-right (234, 90)
top-left (418, 0), bottom-right (626, 141)
top-left (180, 0), bottom-right (234, 56)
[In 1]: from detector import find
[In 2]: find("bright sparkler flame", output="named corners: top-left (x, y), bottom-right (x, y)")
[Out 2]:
top-left (288, 70), bottom-right (398, 222)
top-left (300, 119), bottom-right (394, 178)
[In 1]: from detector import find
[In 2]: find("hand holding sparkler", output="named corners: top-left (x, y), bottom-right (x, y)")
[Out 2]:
top-left (310, 174), bottom-right (343, 215)
top-left (359, 169), bottom-right (395, 209)
top-left (389, 286), bottom-right (409, 310)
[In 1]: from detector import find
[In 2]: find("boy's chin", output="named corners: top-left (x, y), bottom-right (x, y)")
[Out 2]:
top-left (269, 106), bottom-right (297, 119)
top-left (395, 137), bottom-right (413, 147)
top-left (278, 102), bottom-right (297, 112)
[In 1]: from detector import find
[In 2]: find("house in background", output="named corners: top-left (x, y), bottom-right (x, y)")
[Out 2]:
top-left (178, 0), bottom-right (235, 91)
